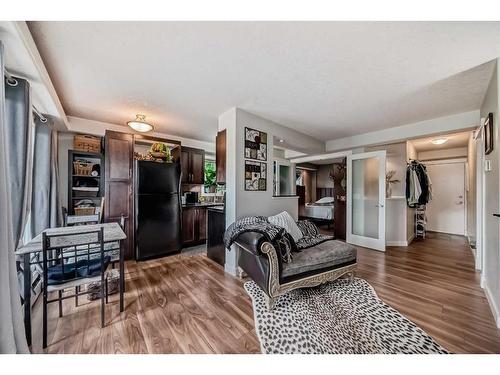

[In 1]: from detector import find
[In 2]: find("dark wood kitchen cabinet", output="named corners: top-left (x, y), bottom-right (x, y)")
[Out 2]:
top-left (182, 206), bottom-right (207, 247)
top-left (207, 207), bottom-right (225, 267)
top-left (104, 130), bottom-right (134, 259)
top-left (181, 147), bottom-right (205, 184)
top-left (215, 129), bottom-right (226, 184)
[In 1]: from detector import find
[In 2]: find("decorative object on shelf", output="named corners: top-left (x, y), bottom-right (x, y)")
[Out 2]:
top-left (245, 127), bottom-right (267, 161)
top-left (485, 112), bottom-right (494, 155)
top-left (91, 164), bottom-right (100, 176)
top-left (149, 142), bottom-right (172, 162)
top-left (245, 160), bottom-right (267, 191)
top-left (74, 134), bottom-right (102, 153)
top-left (134, 151), bottom-right (155, 161)
top-left (127, 114), bottom-right (154, 133)
top-left (74, 199), bottom-right (96, 216)
top-left (73, 159), bottom-right (95, 176)
top-left (328, 167), bottom-right (335, 182)
top-left (385, 170), bottom-right (400, 198)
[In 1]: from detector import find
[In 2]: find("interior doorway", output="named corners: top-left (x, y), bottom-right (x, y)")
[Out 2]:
top-left (406, 130), bottom-right (475, 241)
top-left (425, 160), bottom-right (466, 235)
top-left (292, 151), bottom-right (352, 241)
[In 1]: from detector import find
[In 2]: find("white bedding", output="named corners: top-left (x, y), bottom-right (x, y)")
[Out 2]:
top-left (301, 203), bottom-right (334, 220)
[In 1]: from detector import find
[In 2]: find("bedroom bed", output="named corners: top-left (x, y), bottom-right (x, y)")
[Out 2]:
top-left (298, 197), bottom-right (335, 226)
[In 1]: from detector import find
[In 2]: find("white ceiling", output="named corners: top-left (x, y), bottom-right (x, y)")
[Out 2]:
top-left (410, 130), bottom-right (472, 152)
top-left (27, 22), bottom-right (500, 143)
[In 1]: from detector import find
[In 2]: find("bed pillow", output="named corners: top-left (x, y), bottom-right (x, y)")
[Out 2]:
top-left (315, 196), bottom-right (334, 204)
top-left (268, 211), bottom-right (303, 242)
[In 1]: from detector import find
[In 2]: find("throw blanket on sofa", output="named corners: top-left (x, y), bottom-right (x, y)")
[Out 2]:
top-left (295, 220), bottom-right (335, 250)
top-left (224, 216), bottom-right (335, 263)
top-left (224, 216), bottom-right (296, 263)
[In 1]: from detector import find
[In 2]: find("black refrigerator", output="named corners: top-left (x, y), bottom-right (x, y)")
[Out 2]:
top-left (135, 160), bottom-right (182, 260)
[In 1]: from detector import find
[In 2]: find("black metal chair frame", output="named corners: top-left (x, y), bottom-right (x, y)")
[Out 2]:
top-left (41, 227), bottom-right (110, 349)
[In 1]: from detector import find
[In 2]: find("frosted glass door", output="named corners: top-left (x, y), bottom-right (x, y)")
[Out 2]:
top-left (347, 151), bottom-right (386, 251)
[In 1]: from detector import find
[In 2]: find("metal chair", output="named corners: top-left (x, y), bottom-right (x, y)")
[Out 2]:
top-left (41, 228), bottom-right (110, 348)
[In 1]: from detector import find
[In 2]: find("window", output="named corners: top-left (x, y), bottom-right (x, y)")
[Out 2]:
top-left (204, 160), bottom-right (216, 193)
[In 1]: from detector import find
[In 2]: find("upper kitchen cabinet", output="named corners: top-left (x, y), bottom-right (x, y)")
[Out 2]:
top-left (181, 146), bottom-right (205, 184)
top-left (215, 129), bottom-right (226, 184)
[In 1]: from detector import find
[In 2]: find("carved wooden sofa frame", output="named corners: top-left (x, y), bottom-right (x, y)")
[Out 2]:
top-left (234, 232), bottom-right (356, 310)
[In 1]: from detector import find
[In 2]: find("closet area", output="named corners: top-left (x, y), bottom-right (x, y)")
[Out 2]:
top-left (406, 159), bottom-right (432, 239)
top-left (406, 130), bottom-right (474, 240)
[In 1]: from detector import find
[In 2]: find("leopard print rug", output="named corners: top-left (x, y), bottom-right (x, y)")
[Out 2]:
top-left (244, 278), bottom-right (448, 354)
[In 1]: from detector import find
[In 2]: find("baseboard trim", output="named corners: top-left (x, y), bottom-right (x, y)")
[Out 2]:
top-left (407, 233), bottom-right (415, 245)
top-left (386, 240), bottom-right (409, 247)
top-left (483, 282), bottom-right (500, 329)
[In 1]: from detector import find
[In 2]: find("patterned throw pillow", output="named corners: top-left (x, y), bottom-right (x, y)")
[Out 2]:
top-left (296, 220), bottom-right (319, 237)
top-left (268, 211), bottom-right (303, 242)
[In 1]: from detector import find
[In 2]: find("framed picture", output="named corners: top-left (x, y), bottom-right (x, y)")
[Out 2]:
top-left (485, 112), bottom-right (494, 155)
top-left (245, 127), bottom-right (267, 161)
top-left (245, 160), bottom-right (267, 191)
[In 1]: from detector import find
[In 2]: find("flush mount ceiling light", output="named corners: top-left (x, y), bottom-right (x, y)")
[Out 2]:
top-left (127, 114), bottom-right (154, 133)
top-left (430, 138), bottom-right (448, 145)
top-left (279, 139), bottom-right (284, 143)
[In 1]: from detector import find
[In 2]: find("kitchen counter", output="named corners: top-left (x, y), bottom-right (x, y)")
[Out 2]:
top-left (182, 202), bottom-right (224, 208)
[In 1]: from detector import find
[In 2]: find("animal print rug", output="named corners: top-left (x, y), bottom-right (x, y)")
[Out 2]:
top-left (244, 278), bottom-right (448, 354)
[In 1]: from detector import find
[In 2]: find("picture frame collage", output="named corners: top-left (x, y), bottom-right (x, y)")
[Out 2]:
top-left (244, 127), bottom-right (267, 191)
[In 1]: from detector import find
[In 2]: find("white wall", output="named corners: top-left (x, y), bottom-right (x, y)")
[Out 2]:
top-left (316, 165), bottom-right (334, 188)
top-left (418, 147), bottom-right (468, 161)
top-left (367, 142), bottom-right (408, 245)
top-left (326, 111), bottom-right (478, 152)
top-left (480, 60), bottom-right (500, 328)
top-left (68, 116), bottom-right (216, 154)
top-left (219, 107), bottom-right (324, 275)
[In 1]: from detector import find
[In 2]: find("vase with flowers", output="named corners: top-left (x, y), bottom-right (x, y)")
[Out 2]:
top-left (385, 170), bottom-right (400, 198)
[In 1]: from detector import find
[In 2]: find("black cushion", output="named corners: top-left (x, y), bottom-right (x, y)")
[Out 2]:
top-left (47, 256), bottom-right (111, 285)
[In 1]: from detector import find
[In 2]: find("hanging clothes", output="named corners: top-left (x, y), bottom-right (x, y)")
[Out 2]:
top-left (406, 160), bottom-right (432, 207)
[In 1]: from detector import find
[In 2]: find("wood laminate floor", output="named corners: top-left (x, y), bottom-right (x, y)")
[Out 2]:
top-left (32, 233), bottom-right (500, 354)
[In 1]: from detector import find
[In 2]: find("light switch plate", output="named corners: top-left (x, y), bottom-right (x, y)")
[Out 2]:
top-left (485, 159), bottom-right (492, 172)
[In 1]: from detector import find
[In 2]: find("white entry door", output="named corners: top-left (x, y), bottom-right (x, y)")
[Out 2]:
top-left (425, 162), bottom-right (466, 235)
top-left (347, 151), bottom-right (386, 251)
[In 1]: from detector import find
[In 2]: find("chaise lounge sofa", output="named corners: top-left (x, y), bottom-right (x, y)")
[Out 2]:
top-left (227, 214), bottom-right (357, 310)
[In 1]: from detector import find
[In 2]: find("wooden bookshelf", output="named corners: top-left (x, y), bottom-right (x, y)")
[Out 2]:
top-left (68, 150), bottom-right (105, 215)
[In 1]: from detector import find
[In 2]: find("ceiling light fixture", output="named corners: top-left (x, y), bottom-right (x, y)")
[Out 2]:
top-left (430, 138), bottom-right (448, 145)
top-left (279, 139), bottom-right (284, 143)
top-left (127, 114), bottom-right (154, 133)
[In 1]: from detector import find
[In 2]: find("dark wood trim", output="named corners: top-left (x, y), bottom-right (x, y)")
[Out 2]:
top-left (216, 129), bottom-right (226, 184)
top-left (132, 133), bottom-right (181, 145)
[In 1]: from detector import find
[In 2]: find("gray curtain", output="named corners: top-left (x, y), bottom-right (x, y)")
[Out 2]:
top-left (31, 118), bottom-right (60, 237)
top-left (0, 41), bottom-right (30, 353)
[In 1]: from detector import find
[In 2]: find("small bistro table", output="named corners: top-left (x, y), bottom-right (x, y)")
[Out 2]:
top-left (16, 222), bottom-right (127, 347)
